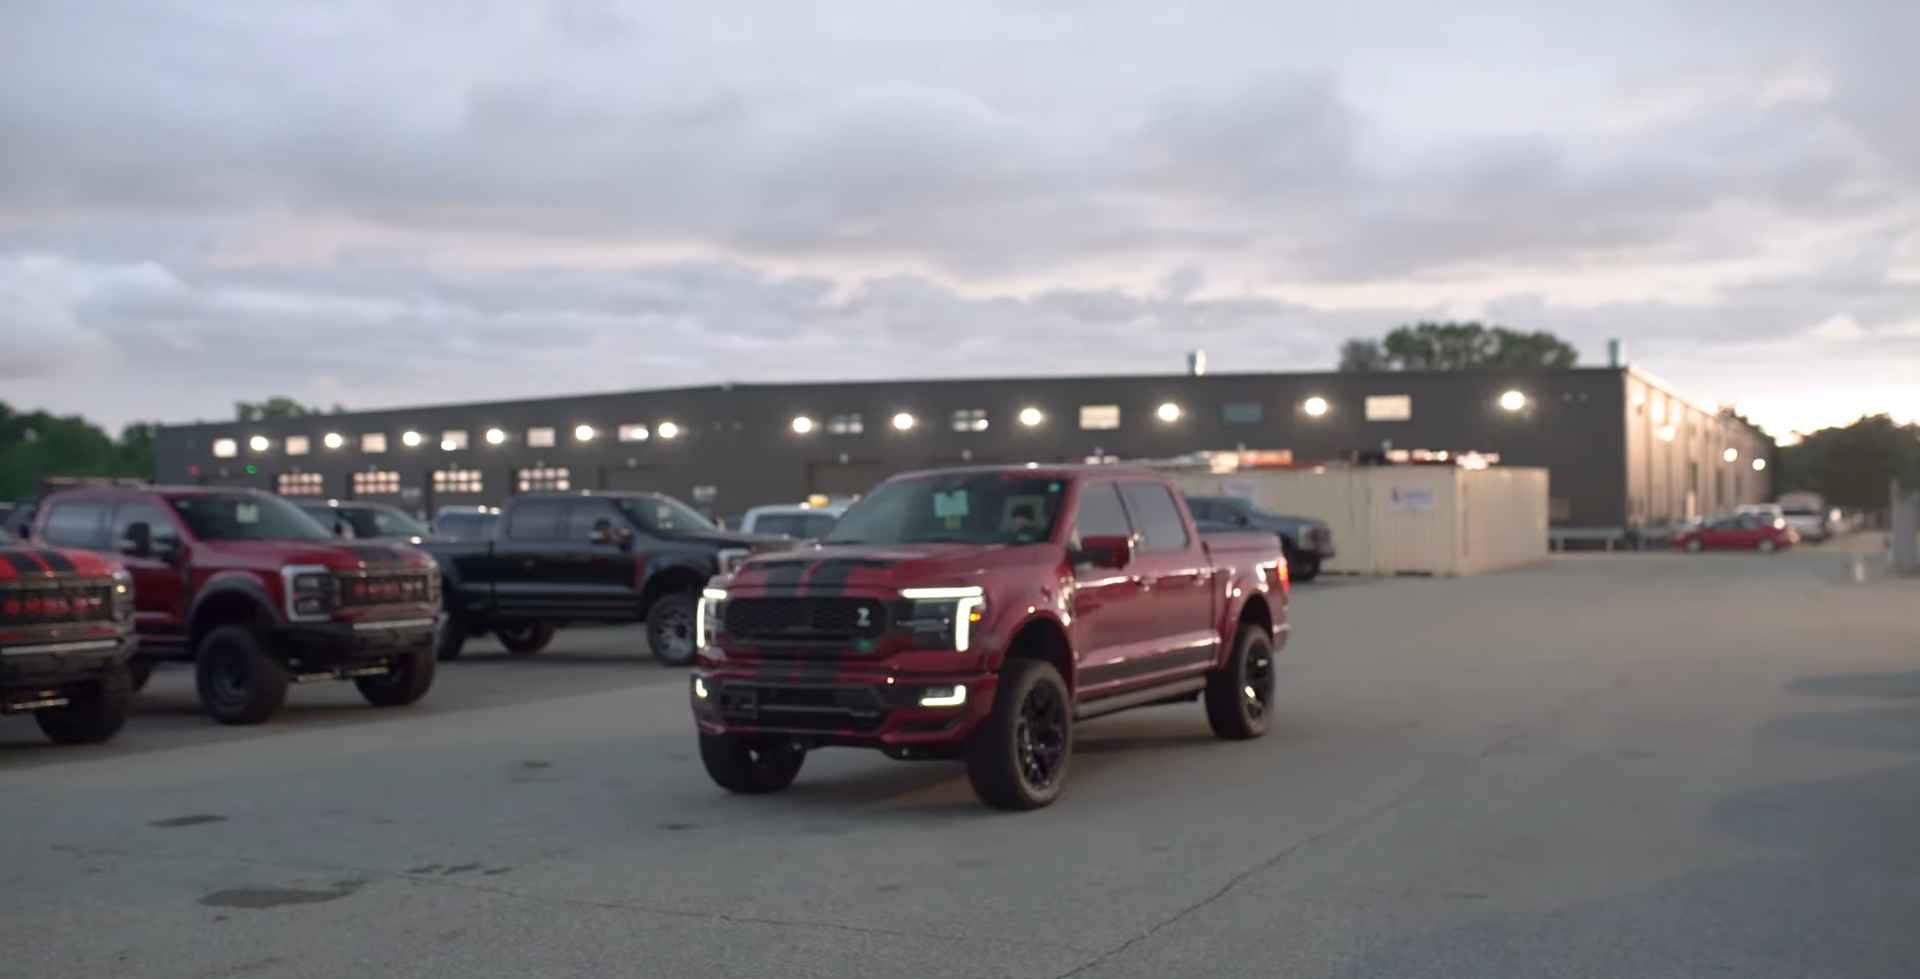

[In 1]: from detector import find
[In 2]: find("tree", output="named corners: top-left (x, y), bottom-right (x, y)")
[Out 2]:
top-left (236, 397), bottom-right (321, 422)
top-left (0, 403), bottom-right (153, 500)
top-left (1774, 414), bottom-right (1920, 511)
top-left (1336, 322), bottom-right (1579, 372)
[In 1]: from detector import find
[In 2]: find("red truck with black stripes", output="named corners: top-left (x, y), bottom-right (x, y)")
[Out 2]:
top-left (32, 485), bottom-right (440, 725)
top-left (1, 526), bottom-right (136, 744)
top-left (690, 465), bottom-right (1291, 810)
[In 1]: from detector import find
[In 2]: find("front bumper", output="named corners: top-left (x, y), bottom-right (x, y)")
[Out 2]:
top-left (270, 616), bottom-right (435, 669)
top-left (1, 634), bottom-right (128, 711)
top-left (691, 666), bottom-right (1000, 752)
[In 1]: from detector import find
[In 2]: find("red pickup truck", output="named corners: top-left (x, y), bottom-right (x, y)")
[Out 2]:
top-left (1, 528), bottom-right (136, 743)
top-left (690, 466), bottom-right (1290, 809)
top-left (33, 486), bottom-right (441, 725)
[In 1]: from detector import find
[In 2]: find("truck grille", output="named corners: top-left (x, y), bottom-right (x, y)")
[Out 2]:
top-left (0, 582), bottom-right (116, 625)
top-left (336, 572), bottom-right (434, 609)
top-left (723, 597), bottom-right (888, 642)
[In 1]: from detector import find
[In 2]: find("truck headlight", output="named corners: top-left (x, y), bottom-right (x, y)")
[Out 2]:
top-left (281, 565), bottom-right (336, 622)
top-left (697, 587), bottom-right (727, 649)
top-left (110, 569), bottom-right (134, 623)
top-left (898, 586), bottom-right (986, 652)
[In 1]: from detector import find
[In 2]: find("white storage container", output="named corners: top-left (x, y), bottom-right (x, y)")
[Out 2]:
top-left (1162, 464), bottom-right (1550, 576)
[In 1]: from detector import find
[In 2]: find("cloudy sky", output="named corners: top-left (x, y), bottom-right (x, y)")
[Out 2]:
top-left (3, 0), bottom-right (1916, 437)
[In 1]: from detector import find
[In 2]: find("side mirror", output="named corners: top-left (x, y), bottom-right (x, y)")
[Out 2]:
top-left (334, 520), bottom-right (356, 539)
top-left (157, 535), bottom-right (184, 565)
top-left (1074, 534), bottom-right (1134, 569)
top-left (122, 521), bottom-right (153, 558)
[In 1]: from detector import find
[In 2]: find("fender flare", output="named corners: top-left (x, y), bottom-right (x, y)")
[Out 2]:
top-left (186, 573), bottom-right (279, 643)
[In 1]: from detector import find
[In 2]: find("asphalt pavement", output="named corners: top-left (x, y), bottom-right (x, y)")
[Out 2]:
top-left (4, 540), bottom-right (1917, 978)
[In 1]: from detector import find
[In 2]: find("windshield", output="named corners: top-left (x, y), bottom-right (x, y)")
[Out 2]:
top-left (754, 512), bottom-right (840, 539)
top-left (616, 495), bottom-right (715, 535)
top-left (340, 505), bottom-right (428, 539)
top-left (169, 494), bottom-right (335, 541)
top-left (825, 475), bottom-right (1063, 546)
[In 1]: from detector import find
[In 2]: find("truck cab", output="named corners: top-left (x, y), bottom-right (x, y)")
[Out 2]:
top-left (33, 486), bottom-right (441, 724)
top-left (691, 466), bottom-right (1290, 810)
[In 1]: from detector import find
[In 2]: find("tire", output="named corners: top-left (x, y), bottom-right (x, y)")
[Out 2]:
top-left (355, 644), bottom-right (437, 707)
top-left (193, 625), bottom-right (289, 725)
top-left (1685, 538), bottom-right (1705, 553)
top-left (647, 591), bottom-right (699, 666)
top-left (1757, 539), bottom-right (1777, 553)
top-left (1291, 555), bottom-right (1321, 583)
top-left (698, 733), bottom-right (806, 793)
top-left (127, 657), bottom-right (154, 693)
top-left (433, 609), bottom-right (468, 662)
top-left (34, 663), bottom-right (132, 745)
top-left (1206, 627), bottom-right (1276, 741)
top-left (496, 622), bottom-right (556, 656)
top-left (966, 659), bottom-right (1072, 810)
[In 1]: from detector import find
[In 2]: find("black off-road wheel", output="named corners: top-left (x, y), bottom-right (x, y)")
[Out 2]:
top-left (433, 608), bottom-right (468, 662)
top-left (1206, 627), bottom-right (1275, 740)
top-left (126, 657), bottom-right (154, 693)
top-left (496, 622), bottom-right (556, 656)
top-left (698, 733), bottom-right (806, 793)
top-left (355, 644), bottom-right (437, 707)
top-left (1291, 554), bottom-right (1321, 583)
top-left (34, 663), bottom-right (132, 745)
top-left (647, 591), bottom-right (699, 666)
top-left (966, 659), bottom-right (1072, 810)
top-left (194, 624), bottom-right (289, 725)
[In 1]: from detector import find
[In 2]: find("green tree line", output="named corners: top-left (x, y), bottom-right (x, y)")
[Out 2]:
top-left (0, 403), bottom-right (155, 500)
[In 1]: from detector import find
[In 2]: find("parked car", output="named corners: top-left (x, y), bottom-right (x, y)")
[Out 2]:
top-left (736, 502), bottom-right (848, 541)
top-left (433, 505), bottom-right (500, 541)
top-left (0, 525), bottom-right (136, 743)
top-left (32, 485), bottom-right (440, 723)
top-left (297, 499), bottom-right (432, 543)
top-left (1779, 503), bottom-right (1836, 542)
top-left (1672, 513), bottom-right (1798, 553)
top-left (1185, 495), bottom-right (1334, 581)
top-left (691, 465), bottom-right (1290, 810)
top-left (417, 491), bottom-right (784, 665)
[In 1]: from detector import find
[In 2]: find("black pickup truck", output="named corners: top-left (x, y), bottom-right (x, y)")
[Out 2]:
top-left (419, 492), bottom-right (782, 665)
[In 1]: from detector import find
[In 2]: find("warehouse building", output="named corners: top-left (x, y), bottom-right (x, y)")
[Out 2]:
top-left (152, 365), bottom-right (1772, 537)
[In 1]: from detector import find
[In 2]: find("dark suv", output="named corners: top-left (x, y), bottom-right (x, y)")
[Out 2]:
top-left (34, 486), bottom-right (441, 724)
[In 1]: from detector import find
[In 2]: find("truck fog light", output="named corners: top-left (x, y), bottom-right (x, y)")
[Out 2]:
top-left (693, 676), bottom-right (711, 700)
top-left (919, 685), bottom-right (967, 708)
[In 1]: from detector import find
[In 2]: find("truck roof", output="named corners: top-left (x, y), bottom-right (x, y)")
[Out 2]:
top-left (885, 464), bottom-right (1161, 482)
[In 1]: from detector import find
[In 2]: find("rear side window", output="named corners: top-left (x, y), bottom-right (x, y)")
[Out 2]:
top-left (111, 502), bottom-right (181, 552)
top-left (1120, 483), bottom-right (1191, 553)
top-left (506, 501), bottom-right (566, 540)
top-left (42, 501), bottom-right (109, 549)
top-left (1071, 482), bottom-right (1131, 545)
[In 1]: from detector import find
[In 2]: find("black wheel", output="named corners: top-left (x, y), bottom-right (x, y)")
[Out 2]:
top-left (126, 657), bottom-right (154, 693)
top-left (1291, 554), bottom-right (1321, 582)
top-left (966, 659), bottom-right (1071, 810)
top-left (355, 644), bottom-right (437, 707)
top-left (698, 733), bottom-right (806, 793)
top-left (647, 591), bottom-right (699, 666)
top-left (1206, 626), bottom-right (1275, 740)
top-left (193, 625), bottom-right (289, 725)
top-left (433, 608), bottom-right (468, 662)
top-left (496, 622), bottom-right (556, 656)
top-left (34, 663), bottom-right (132, 745)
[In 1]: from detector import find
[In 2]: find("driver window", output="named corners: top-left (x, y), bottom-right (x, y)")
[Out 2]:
top-left (111, 502), bottom-right (179, 552)
top-left (566, 502), bottom-right (622, 541)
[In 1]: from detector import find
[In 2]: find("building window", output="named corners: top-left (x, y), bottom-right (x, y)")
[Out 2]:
top-left (433, 469), bottom-right (484, 494)
top-left (277, 472), bottom-right (324, 496)
top-left (1223, 402), bottom-right (1264, 424)
top-left (618, 423), bottom-right (650, 443)
top-left (441, 430), bottom-right (469, 451)
top-left (1079, 405), bottom-right (1121, 430)
top-left (212, 438), bottom-right (238, 459)
top-left (951, 409), bottom-right (989, 433)
top-left (285, 435), bottom-right (311, 456)
top-left (527, 427), bottom-right (557, 448)
top-left (517, 467), bottom-right (571, 492)
top-left (361, 433), bottom-right (388, 454)
top-left (1364, 395), bottom-right (1412, 421)
top-left (353, 470), bottom-right (402, 495)
top-left (828, 413), bottom-right (864, 435)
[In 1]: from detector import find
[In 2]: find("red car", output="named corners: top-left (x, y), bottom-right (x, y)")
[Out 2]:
top-left (1, 526), bottom-right (135, 743)
top-left (691, 466), bottom-right (1289, 810)
top-left (1673, 513), bottom-right (1798, 553)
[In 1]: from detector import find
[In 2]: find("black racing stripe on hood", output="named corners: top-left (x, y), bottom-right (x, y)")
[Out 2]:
top-left (344, 545), bottom-right (404, 564)
top-left (803, 559), bottom-right (896, 597)
top-left (0, 549), bottom-right (46, 575)
top-left (759, 559), bottom-right (810, 591)
top-left (34, 549), bottom-right (75, 573)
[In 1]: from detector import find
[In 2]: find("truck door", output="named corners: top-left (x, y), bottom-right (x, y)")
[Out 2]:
top-left (107, 500), bottom-right (190, 651)
top-left (1116, 481), bottom-right (1217, 673)
top-left (563, 499), bottom-right (643, 616)
top-left (493, 500), bottom-right (579, 616)
top-left (1067, 480), bottom-right (1152, 696)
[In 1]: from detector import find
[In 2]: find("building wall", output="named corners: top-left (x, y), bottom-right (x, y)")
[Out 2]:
top-left (1622, 368), bottom-right (1772, 526)
top-left (152, 368), bottom-right (1760, 529)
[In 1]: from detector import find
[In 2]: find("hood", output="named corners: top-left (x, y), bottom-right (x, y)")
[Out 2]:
top-left (0, 545), bottom-right (123, 582)
top-left (725, 541), bottom-right (1054, 595)
top-left (194, 539), bottom-right (436, 572)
